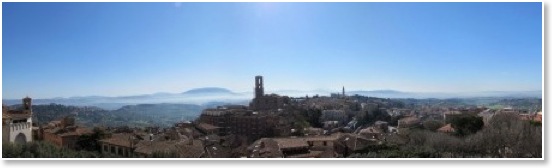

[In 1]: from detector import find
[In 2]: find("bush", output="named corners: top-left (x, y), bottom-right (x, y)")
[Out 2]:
top-left (3, 141), bottom-right (105, 158)
top-left (450, 115), bottom-right (484, 136)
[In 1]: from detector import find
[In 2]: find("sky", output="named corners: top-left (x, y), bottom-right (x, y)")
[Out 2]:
top-left (1, 2), bottom-right (542, 99)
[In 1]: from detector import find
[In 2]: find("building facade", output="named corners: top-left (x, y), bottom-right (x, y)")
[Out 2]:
top-left (42, 116), bottom-right (92, 149)
top-left (2, 97), bottom-right (33, 144)
top-left (197, 107), bottom-right (278, 142)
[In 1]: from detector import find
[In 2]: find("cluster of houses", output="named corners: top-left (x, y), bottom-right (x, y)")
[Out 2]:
top-left (2, 76), bottom-right (543, 158)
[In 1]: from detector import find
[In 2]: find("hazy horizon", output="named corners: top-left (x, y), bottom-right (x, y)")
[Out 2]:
top-left (1, 86), bottom-right (542, 100)
top-left (2, 2), bottom-right (542, 99)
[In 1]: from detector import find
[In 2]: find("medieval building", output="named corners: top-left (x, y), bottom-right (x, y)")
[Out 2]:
top-left (197, 76), bottom-right (292, 142)
top-left (2, 97), bottom-right (33, 144)
top-left (249, 76), bottom-right (290, 111)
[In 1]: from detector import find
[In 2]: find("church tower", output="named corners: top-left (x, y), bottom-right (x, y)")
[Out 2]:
top-left (23, 96), bottom-right (32, 113)
top-left (255, 76), bottom-right (264, 98)
top-left (342, 86), bottom-right (345, 98)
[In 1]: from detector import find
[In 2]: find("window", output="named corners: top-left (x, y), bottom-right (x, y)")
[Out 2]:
top-left (111, 146), bottom-right (116, 154)
top-left (323, 141), bottom-right (327, 146)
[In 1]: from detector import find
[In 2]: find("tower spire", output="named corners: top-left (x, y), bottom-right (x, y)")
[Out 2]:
top-left (342, 86), bottom-right (345, 98)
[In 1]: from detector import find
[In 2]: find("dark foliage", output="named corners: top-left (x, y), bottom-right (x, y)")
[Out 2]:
top-left (422, 120), bottom-right (445, 132)
top-left (2, 141), bottom-right (113, 158)
top-left (357, 108), bottom-right (391, 126)
top-left (75, 127), bottom-right (108, 152)
top-left (450, 115), bottom-right (484, 136)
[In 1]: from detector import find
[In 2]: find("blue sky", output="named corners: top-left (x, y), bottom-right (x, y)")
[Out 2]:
top-left (2, 2), bottom-right (542, 99)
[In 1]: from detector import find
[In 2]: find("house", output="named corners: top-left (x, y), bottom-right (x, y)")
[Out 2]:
top-left (99, 133), bottom-right (141, 157)
top-left (358, 126), bottom-right (383, 140)
top-left (398, 116), bottom-right (421, 129)
top-left (196, 122), bottom-right (220, 135)
top-left (42, 116), bottom-right (93, 149)
top-left (335, 133), bottom-right (381, 157)
top-left (437, 124), bottom-right (455, 134)
top-left (247, 134), bottom-right (341, 158)
top-left (133, 139), bottom-right (205, 158)
top-left (374, 121), bottom-right (389, 133)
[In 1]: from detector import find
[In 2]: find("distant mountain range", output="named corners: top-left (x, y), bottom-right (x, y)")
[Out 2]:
top-left (2, 87), bottom-right (541, 110)
top-left (182, 87), bottom-right (237, 95)
top-left (347, 90), bottom-right (542, 99)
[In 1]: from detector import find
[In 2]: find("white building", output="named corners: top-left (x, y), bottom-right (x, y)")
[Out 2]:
top-left (2, 97), bottom-right (33, 144)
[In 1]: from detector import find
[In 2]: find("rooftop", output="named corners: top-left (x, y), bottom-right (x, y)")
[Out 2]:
top-left (99, 133), bottom-right (136, 147)
top-left (437, 124), bottom-right (455, 133)
top-left (197, 122), bottom-right (220, 131)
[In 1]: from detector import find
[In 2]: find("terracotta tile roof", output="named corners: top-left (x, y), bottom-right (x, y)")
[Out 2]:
top-left (197, 122), bottom-right (219, 131)
top-left (3, 112), bottom-right (31, 119)
top-left (535, 114), bottom-right (542, 122)
top-left (303, 134), bottom-right (341, 142)
top-left (519, 113), bottom-right (542, 122)
top-left (205, 144), bottom-right (231, 158)
top-left (437, 124), bottom-right (455, 133)
top-left (273, 138), bottom-right (309, 149)
top-left (247, 134), bottom-right (343, 158)
top-left (272, 134), bottom-right (342, 149)
top-left (359, 127), bottom-right (382, 134)
top-left (46, 128), bottom-right (61, 134)
top-left (337, 133), bottom-right (379, 151)
top-left (99, 133), bottom-right (135, 147)
top-left (132, 139), bottom-right (205, 158)
top-left (175, 140), bottom-right (205, 158)
top-left (248, 138), bottom-right (284, 158)
top-left (76, 127), bottom-right (92, 135)
top-left (287, 151), bottom-right (324, 158)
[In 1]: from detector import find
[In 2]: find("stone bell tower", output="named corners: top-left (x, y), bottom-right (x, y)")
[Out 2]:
top-left (23, 96), bottom-right (32, 113)
top-left (255, 76), bottom-right (264, 98)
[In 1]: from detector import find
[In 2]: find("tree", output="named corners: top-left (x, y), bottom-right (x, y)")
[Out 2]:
top-left (468, 112), bottom-right (542, 158)
top-left (300, 109), bottom-right (322, 128)
top-left (450, 115), bottom-right (484, 136)
top-left (422, 120), bottom-right (444, 132)
top-left (3, 141), bottom-right (104, 158)
top-left (357, 108), bottom-right (391, 126)
top-left (75, 127), bottom-right (107, 152)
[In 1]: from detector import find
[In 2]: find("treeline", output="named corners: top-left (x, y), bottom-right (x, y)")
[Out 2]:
top-left (349, 112), bottom-right (542, 158)
top-left (3, 140), bottom-right (187, 158)
top-left (396, 97), bottom-right (542, 110)
top-left (112, 103), bottom-right (203, 127)
top-left (2, 141), bottom-right (119, 158)
top-left (30, 104), bottom-right (109, 126)
top-left (487, 98), bottom-right (542, 111)
top-left (26, 103), bottom-right (203, 128)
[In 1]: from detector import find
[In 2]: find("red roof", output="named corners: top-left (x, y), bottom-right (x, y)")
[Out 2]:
top-left (437, 124), bottom-right (455, 133)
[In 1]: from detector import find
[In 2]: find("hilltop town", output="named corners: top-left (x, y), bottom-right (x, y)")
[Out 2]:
top-left (2, 76), bottom-right (542, 158)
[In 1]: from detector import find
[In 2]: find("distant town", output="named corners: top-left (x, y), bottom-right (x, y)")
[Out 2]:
top-left (2, 76), bottom-right (542, 158)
